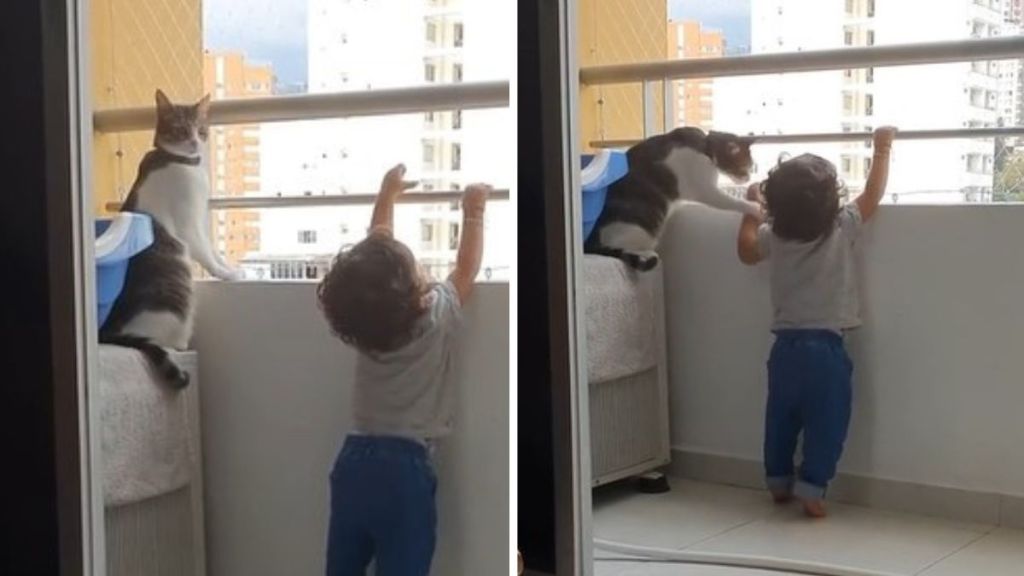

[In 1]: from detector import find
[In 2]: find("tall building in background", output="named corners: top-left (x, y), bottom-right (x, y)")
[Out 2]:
top-left (998, 0), bottom-right (1024, 138)
top-left (716, 0), bottom-right (1012, 203)
top-left (666, 20), bottom-right (724, 131)
top-left (251, 0), bottom-right (512, 281)
top-left (202, 51), bottom-right (271, 265)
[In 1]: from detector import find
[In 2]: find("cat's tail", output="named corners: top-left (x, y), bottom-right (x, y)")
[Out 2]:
top-left (98, 334), bottom-right (190, 389)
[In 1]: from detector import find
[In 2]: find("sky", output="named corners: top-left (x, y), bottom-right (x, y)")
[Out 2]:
top-left (203, 0), bottom-right (308, 88)
top-left (203, 0), bottom-right (751, 87)
top-left (669, 0), bottom-right (752, 53)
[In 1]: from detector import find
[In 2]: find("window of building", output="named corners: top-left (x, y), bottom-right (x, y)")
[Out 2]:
top-left (424, 62), bottom-right (436, 82)
top-left (449, 222), bottom-right (460, 250)
top-left (426, 21), bottom-right (437, 43)
top-left (298, 230), bottom-right (317, 244)
top-left (454, 22), bottom-right (464, 47)
top-left (421, 221), bottom-right (435, 243)
top-left (423, 141), bottom-right (436, 164)
top-left (453, 63), bottom-right (463, 83)
top-left (451, 143), bottom-right (462, 171)
top-left (453, 109), bottom-right (462, 130)
top-left (843, 92), bottom-right (855, 114)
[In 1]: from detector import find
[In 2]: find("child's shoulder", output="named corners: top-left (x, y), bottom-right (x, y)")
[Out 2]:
top-left (423, 279), bottom-right (463, 328)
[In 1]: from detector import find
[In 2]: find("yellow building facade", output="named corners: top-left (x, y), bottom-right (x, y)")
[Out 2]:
top-left (577, 0), bottom-right (667, 152)
top-left (90, 0), bottom-right (203, 215)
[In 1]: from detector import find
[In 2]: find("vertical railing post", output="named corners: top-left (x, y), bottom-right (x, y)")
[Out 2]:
top-left (663, 77), bottom-right (673, 133)
top-left (642, 80), bottom-right (656, 138)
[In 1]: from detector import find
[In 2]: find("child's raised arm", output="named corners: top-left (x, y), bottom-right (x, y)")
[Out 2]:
top-left (448, 184), bottom-right (490, 304)
top-left (369, 164), bottom-right (418, 235)
top-left (854, 126), bottom-right (896, 222)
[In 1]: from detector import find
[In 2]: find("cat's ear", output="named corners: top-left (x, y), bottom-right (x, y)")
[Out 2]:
top-left (195, 94), bottom-right (212, 121)
top-left (155, 89), bottom-right (173, 114)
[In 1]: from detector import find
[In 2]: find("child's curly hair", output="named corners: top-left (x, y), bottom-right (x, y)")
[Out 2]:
top-left (762, 153), bottom-right (844, 242)
top-left (317, 230), bottom-right (428, 354)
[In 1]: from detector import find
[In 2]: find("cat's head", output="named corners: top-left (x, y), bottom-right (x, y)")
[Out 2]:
top-left (153, 89), bottom-right (211, 158)
top-left (706, 131), bottom-right (756, 184)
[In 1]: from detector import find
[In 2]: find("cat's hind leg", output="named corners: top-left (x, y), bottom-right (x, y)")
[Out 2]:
top-left (593, 222), bottom-right (660, 271)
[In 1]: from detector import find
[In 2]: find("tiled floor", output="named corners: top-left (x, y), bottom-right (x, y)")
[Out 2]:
top-left (592, 478), bottom-right (1024, 576)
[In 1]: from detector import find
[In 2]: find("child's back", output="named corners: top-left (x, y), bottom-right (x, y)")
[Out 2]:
top-left (757, 170), bottom-right (862, 332)
top-left (352, 279), bottom-right (462, 440)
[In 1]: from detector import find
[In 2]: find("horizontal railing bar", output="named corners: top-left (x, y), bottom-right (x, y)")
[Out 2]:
top-left (103, 189), bottom-right (510, 212)
top-left (579, 36), bottom-right (1024, 85)
top-left (591, 127), bottom-right (1024, 149)
top-left (93, 81), bottom-right (509, 133)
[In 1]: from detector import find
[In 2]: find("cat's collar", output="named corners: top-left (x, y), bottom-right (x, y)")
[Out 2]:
top-left (153, 146), bottom-right (202, 166)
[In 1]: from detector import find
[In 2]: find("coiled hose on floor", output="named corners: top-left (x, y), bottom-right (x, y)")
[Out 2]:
top-left (593, 538), bottom-right (903, 576)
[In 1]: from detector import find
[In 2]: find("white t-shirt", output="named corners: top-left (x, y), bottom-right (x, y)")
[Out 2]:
top-left (757, 203), bottom-right (863, 333)
top-left (352, 280), bottom-right (464, 440)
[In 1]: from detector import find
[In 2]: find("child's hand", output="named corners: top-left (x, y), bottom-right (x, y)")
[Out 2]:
top-left (380, 164), bottom-right (418, 199)
top-left (462, 183), bottom-right (491, 218)
top-left (873, 126), bottom-right (897, 152)
top-left (745, 181), bottom-right (764, 204)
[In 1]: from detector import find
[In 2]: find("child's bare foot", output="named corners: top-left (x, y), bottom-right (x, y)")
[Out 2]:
top-left (802, 498), bottom-right (827, 518)
top-left (770, 489), bottom-right (793, 504)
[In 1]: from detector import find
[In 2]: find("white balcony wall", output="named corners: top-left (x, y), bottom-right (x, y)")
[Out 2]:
top-left (659, 205), bottom-right (1024, 496)
top-left (192, 282), bottom-right (509, 575)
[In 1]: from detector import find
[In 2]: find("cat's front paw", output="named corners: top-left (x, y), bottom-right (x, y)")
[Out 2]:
top-left (216, 268), bottom-right (245, 282)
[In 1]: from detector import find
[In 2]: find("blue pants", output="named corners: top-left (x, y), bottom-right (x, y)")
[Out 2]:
top-left (326, 435), bottom-right (437, 576)
top-left (765, 330), bottom-right (852, 500)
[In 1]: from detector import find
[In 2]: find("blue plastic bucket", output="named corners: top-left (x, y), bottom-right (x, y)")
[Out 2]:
top-left (95, 213), bottom-right (154, 328)
top-left (580, 149), bottom-right (628, 242)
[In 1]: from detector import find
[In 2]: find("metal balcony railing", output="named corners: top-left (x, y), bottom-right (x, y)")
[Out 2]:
top-left (578, 36), bottom-right (1024, 146)
top-left (93, 81), bottom-right (510, 211)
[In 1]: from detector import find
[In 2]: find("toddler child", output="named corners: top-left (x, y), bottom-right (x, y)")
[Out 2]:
top-left (736, 127), bottom-right (896, 517)
top-left (318, 164), bottom-right (489, 574)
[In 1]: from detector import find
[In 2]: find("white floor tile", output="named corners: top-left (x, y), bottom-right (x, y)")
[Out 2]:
top-left (593, 479), bottom-right (775, 550)
top-left (591, 478), bottom-right (1024, 576)
top-left (594, 559), bottom-right (801, 575)
top-left (688, 501), bottom-right (988, 575)
top-left (919, 528), bottom-right (1024, 576)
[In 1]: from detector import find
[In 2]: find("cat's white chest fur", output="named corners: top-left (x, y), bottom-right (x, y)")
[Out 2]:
top-left (133, 157), bottom-right (242, 281)
top-left (133, 162), bottom-right (210, 242)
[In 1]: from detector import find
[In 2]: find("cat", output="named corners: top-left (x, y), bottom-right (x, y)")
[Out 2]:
top-left (584, 127), bottom-right (760, 271)
top-left (99, 89), bottom-right (242, 388)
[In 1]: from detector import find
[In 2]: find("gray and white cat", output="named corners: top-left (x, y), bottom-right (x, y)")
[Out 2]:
top-left (99, 89), bottom-right (241, 388)
top-left (585, 127), bottom-right (759, 271)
